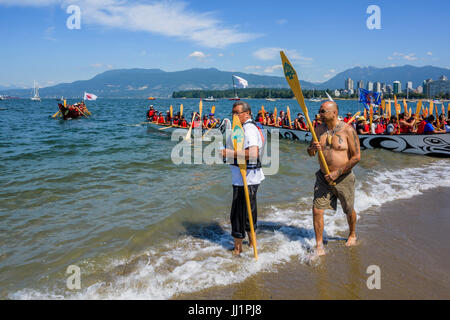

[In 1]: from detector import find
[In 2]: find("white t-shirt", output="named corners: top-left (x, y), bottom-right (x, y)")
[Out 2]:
top-left (227, 119), bottom-right (265, 186)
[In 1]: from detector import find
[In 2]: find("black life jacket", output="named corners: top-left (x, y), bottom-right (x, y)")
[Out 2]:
top-left (230, 120), bottom-right (266, 170)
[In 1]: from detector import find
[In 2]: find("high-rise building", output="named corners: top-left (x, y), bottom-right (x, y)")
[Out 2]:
top-left (423, 79), bottom-right (433, 97)
top-left (374, 82), bottom-right (381, 92)
top-left (381, 83), bottom-right (387, 93)
top-left (366, 81), bottom-right (373, 91)
top-left (393, 81), bottom-right (402, 94)
top-left (428, 76), bottom-right (450, 97)
top-left (357, 80), bottom-right (364, 90)
top-left (406, 81), bottom-right (413, 90)
top-left (345, 78), bottom-right (354, 90)
top-left (387, 85), bottom-right (393, 94)
top-left (416, 86), bottom-right (423, 94)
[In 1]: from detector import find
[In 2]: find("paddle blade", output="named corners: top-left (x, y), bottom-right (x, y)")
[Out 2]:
top-left (211, 105), bottom-right (215, 114)
top-left (280, 51), bottom-right (308, 116)
top-left (170, 105), bottom-right (173, 118)
top-left (287, 106), bottom-right (291, 127)
top-left (180, 104), bottom-right (183, 118)
top-left (199, 99), bottom-right (203, 119)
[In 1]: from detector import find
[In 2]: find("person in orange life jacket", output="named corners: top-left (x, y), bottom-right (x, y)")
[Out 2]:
top-left (398, 113), bottom-right (415, 134)
top-left (343, 112), bottom-right (352, 123)
top-left (147, 105), bottom-right (155, 120)
top-left (202, 115), bottom-right (208, 129)
top-left (192, 113), bottom-right (202, 128)
top-left (165, 111), bottom-right (172, 124)
top-left (179, 116), bottom-right (188, 128)
top-left (371, 115), bottom-right (385, 134)
top-left (294, 113), bottom-right (307, 131)
top-left (157, 112), bottom-right (165, 124)
top-left (278, 111), bottom-right (285, 127)
top-left (313, 114), bottom-right (323, 128)
top-left (172, 114), bottom-right (180, 126)
top-left (356, 117), bottom-right (369, 134)
top-left (222, 101), bottom-right (265, 256)
top-left (256, 111), bottom-right (265, 124)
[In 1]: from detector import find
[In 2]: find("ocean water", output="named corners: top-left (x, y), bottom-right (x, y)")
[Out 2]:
top-left (1, 98), bottom-right (449, 299)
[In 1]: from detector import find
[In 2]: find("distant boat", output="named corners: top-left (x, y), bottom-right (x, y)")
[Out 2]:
top-left (147, 97), bottom-right (156, 100)
top-left (31, 81), bottom-right (41, 101)
top-left (204, 96), bottom-right (217, 102)
top-left (309, 89), bottom-right (321, 102)
top-left (0, 95), bottom-right (6, 100)
top-left (265, 89), bottom-right (276, 101)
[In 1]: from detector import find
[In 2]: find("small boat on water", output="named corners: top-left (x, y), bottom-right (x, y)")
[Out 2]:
top-left (265, 89), bottom-right (276, 102)
top-left (31, 81), bottom-right (41, 102)
top-left (263, 125), bottom-right (450, 158)
top-left (55, 101), bottom-right (91, 120)
top-left (204, 96), bottom-right (217, 102)
top-left (309, 89), bottom-right (322, 102)
top-left (147, 97), bottom-right (156, 100)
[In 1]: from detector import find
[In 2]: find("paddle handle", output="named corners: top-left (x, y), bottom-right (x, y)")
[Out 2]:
top-left (240, 168), bottom-right (258, 260)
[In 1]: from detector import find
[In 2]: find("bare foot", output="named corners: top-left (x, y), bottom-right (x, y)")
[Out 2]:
top-left (315, 245), bottom-right (326, 256)
top-left (345, 235), bottom-right (357, 246)
top-left (231, 248), bottom-right (242, 256)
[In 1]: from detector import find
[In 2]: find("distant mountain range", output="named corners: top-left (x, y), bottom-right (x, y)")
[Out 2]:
top-left (1, 65), bottom-right (449, 98)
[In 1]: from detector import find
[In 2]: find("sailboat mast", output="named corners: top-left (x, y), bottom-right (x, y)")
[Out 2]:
top-left (232, 75), bottom-right (236, 98)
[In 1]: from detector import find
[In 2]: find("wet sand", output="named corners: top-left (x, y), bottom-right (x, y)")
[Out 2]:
top-left (175, 187), bottom-right (450, 300)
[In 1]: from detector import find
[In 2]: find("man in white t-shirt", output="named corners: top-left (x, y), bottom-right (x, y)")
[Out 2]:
top-left (222, 101), bottom-right (265, 256)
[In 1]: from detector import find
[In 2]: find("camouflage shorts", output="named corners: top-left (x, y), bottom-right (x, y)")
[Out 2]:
top-left (313, 170), bottom-right (355, 214)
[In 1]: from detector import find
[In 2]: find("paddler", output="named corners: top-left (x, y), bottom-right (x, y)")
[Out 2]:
top-left (157, 112), bottom-right (165, 124)
top-left (222, 101), bottom-right (265, 256)
top-left (147, 105), bottom-right (155, 120)
top-left (180, 116), bottom-right (188, 128)
top-left (307, 101), bottom-right (361, 256)
top-left (343, 112), bottom-right (352, 123)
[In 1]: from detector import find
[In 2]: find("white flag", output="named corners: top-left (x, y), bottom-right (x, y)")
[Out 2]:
top-left (233, 75), bottom-right (248, 88)
top-left (84, 92), bottom-right (98, 100)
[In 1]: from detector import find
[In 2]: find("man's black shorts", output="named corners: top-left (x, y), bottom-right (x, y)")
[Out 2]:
top-left (230, 184), bottom-right (259, 239)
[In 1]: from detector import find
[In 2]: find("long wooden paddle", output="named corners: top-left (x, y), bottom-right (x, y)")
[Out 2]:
top-left (184, 112), bottom-right (197, 141)
top-left (280, 51), bottom-right (334, 184)
top-left (347, 111), bottom-right (361, 125)
top-left (232, 114), bottom-right (258, 260)
top-left (287, 106), bottom-right (292, 128)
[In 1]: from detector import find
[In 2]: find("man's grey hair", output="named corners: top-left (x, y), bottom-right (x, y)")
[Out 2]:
top-left (233, 101), bottom-right (252, 115)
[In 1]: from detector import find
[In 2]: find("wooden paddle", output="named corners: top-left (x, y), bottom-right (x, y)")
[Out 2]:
top-left (232, 114), bottom-right (258, 260)
top-left (280, 51), bottom-right (334, 184)
top-left (180, 104), bottom-right (183, 118)
top-left (287, 106), bottom-right (292, 128)
top-left (347, 111), bottom-right (361, 125)
top-left (184, 112), bottom-right (197, 141)
top-left (274, 107), bottom-right (277, 126)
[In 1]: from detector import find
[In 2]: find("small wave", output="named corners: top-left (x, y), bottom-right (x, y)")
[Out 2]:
top-left (10, 160), bottom-right (450, 299)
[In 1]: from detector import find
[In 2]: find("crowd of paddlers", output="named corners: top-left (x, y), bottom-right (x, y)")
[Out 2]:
top-left (56, 101), bottom-right (91, 119)
top-left (146, 105), bottom-right (221, 129)
top-left (255, 108), bottom-right (450, 135)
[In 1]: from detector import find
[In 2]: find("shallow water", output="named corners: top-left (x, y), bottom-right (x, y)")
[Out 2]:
top-left (0, 98), bottom-right (449, 299)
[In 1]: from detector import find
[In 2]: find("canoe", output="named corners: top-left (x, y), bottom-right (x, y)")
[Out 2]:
top-left (147, 118), bottom-right (231, 136)
top-left (263, 125), bottom-right (450, 158)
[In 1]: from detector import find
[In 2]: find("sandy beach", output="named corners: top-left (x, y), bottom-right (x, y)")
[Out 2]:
top-left (175, 187), bottom-right (450, 300)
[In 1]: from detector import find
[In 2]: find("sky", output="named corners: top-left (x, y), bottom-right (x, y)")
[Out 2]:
top-left (0, 0), bottom-right (449, 88)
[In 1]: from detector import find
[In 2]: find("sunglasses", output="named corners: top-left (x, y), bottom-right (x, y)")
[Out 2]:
top-left (319, 109), bottom-right (333, 114)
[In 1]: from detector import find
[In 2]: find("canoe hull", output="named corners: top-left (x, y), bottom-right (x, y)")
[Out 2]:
top-left (263, 125), bottom-right (450, 158)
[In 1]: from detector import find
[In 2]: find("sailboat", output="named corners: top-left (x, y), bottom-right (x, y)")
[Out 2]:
top-left (265, 89), bottom-right (276, 101)
top-left (309, 88), bottom-right (321, 102)
top-left (204, 96), bottom-right (217, 102)
top-left (229, 75), bottom-right (240, 101)
top-left (31, 81), bottom-right (41, 101)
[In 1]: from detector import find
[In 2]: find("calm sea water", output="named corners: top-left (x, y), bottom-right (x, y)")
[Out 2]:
top-left (0, 98), bottom-right (449, 299)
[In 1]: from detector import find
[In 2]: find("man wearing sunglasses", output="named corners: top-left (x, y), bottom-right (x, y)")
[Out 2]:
top-left (222, 101), bottom-right (265, 256)
top-left (307, 101), bottom-right (361, 256)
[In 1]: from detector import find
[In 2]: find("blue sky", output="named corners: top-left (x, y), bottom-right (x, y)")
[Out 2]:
top-left (0, 0), bottom-right (449, 88)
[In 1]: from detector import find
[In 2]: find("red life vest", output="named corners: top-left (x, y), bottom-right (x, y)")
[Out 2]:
top-left (375, 123), bottom-right (385, 134)
top-left (173, 119), bottom-right (179, 126)
top-left (152, 115), bottom-right (158, 122)
top-left (148, 110), bottom-right (154, 117)
top-left (158, 116), bottom-right (165, 124)
top-left (258, 115), bottom-right (264, 123)
top-left (192, 120), bottom-right (201, 128)
top-left (417, 120), bottom-right (426, 134)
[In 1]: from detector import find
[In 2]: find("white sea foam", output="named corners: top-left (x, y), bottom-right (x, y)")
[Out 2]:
top-left (10, 160), bottom-right (450, 300)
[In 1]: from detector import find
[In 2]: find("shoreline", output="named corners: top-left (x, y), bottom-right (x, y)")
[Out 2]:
top-left (174, 187), bottom-right (450, 300)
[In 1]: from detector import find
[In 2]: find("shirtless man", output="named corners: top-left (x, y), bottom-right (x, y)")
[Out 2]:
top-left (307, 101), bottom-right (361, 256)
